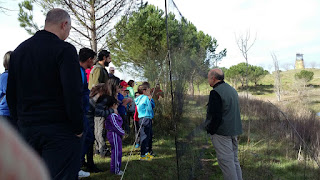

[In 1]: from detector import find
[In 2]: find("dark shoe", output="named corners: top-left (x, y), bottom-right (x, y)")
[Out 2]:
top-left (100, 149), bottom-right (111, 158)
top-left (87, 165), bottom-right (103, 173)
top-left (105, 149), bottom-right (111, 156)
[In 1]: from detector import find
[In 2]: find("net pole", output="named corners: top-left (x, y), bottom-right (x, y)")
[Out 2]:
top-left (164, 0), bottom-right (180, 179)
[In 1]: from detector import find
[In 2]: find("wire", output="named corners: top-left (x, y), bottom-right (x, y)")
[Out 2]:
top-left (120, 52), bottom-right (169, 180)
top-left (268, 100), bottom-right (320, 169)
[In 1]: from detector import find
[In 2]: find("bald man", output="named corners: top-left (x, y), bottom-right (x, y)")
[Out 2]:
top-left (7, 8), bottom-right (83, 180)
top-left (205, 68), bottom-right (243, 180)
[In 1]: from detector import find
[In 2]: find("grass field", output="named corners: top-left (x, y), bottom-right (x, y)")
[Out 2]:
top-left (82, 68), bottom-right (320, 179)
top-left (82, 92), bottom-right (320, 179)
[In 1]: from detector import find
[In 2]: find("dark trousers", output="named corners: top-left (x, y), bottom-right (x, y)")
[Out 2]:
top-left (139, 118), bottom-right (152, 155)
top-left (81, 116), bottom-right (94, 165)
top-left (121, 113), bottom-right (130, 134)
top-left (149, 120), bottom-right (153, 153)
top-left (86, 142), bottom-right (95, 166)
top-left (20, 124), bottom-right (81, 180)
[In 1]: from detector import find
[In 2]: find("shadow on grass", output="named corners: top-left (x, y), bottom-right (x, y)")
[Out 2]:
top-left (310, 84), bottom-right (320, 88)
top-left (238, 84), bottom-right (274, 95)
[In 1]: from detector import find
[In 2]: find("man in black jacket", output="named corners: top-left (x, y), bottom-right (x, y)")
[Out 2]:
top-left (7, 8), bottom-right (83, 180)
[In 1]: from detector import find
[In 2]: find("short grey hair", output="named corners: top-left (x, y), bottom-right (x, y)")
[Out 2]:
top-left (209, 69), bottom-right (224, 80)
top-left (3, 51), bottom-right (12, 70)
top-left (45, 8), bottom-right (70, 25)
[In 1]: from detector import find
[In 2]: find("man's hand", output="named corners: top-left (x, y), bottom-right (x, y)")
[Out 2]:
top-left (76, 132), bottom-right (83, 138)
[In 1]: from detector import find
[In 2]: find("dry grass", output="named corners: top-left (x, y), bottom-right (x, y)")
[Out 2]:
top-left (239, 96), bottom-right (320, 166)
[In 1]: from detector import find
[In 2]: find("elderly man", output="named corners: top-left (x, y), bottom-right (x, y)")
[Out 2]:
top-left (205, 68), bottom-right (243, 180)
top-left (109, 66), bottom-right (115, 77)
top-left (7, 8), bottom-right (83, 180)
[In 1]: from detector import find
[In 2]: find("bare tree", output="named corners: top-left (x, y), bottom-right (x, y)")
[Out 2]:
top-left (18, 0), bottom-right (137, 52)
top-left (282, 63), bottom-right (293, 71)
top-left (0, 1), bottom-right (14, 14)
top-left (271, 52), bottom-right (281, 102)
top-left (235, 30), bottom-right (257, 98)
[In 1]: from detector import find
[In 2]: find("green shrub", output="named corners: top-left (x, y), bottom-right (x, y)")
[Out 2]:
top-left (294, 70), bottom-right (314, 82)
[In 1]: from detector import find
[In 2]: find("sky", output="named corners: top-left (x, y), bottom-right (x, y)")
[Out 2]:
top-left (150, 0), bottom-right (320, 71)
top-left (0, 0), bottom-right (319, 76)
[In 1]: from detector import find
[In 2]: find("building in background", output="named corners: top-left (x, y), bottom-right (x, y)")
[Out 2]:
top-left (295, 53), bottom-right (305, 69)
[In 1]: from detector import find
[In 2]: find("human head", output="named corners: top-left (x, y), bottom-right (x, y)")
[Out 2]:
top-left (105, 76), bottom-right (121, 97)
top-left (124, 89), bottom-right (129, 96)
top-left (89, 83), bottom-right (105, 98)
top-left (135, 92), bottom-right (140, 98)
top-left (208, 68), bottom-right (224, 87)
top-left (97, 50), bottom-right (111, 67)
top-left (44, 8), bottom-right (71, 40)
top-left (155, 83), bottom-right (160, 90)
top-left (109, 67), bottom-right (115, 75)
top-left (138, 82), bottom-right (151, 95)
top-left (128, 80), bottom-right (135, 87)
top-left (79, 48), bottom-right (96, 69)
top-left (3, 51), bottom-right (12, 70)
top-left (142, 81), bottom-right (150, 88)
top-left (106, 96), bottom-right (118, 109)
top-left (120, 80), bottom-right (128, 89)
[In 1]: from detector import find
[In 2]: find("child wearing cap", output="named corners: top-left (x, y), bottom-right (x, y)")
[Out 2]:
top-left (118, 81), bottom-right (132, 134)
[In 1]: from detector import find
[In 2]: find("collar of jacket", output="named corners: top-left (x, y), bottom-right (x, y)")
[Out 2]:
top-left (36, 30), bottom-right (61, 40)
top-left (94, 62), bottom-right (104, 68)
top-left (212, 81), bottom-right (225, 89)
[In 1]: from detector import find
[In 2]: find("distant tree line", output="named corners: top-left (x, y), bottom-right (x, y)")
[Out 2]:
top-left (223, 62), bottom-right (269, 88)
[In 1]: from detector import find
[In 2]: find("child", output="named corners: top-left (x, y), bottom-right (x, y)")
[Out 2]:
top-left (135, 82), bottom-right (155, 160)
top-left (118, 84), bottom-right (132, 134)
top-left (90, 77), bottom-right (120, 158)
top-left (105, 96), bottom-right (125, 175)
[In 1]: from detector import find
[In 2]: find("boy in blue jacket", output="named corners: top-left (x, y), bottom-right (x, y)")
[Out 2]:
top-left (135, 82), bottom-right (155, 160)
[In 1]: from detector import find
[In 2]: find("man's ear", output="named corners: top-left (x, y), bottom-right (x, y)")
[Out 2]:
top-left (61, 21), bottom-right (68, 30)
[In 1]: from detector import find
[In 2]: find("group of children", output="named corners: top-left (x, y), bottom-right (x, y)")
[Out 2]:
top-left (89, 79), bottom-right (156, 176)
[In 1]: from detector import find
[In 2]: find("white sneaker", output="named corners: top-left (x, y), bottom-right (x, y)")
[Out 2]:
top-left (78, 170), bottom-right (90, 178)
top-left (116, 170), bottom-right (124, 176)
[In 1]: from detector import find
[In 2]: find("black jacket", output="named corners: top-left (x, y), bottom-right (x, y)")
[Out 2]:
top-left (7, 30), bottom-right (83, 135)
top-left (205, 81), bottom-right (224, 135)
top-left (87, 94), bottom-right (114, 129)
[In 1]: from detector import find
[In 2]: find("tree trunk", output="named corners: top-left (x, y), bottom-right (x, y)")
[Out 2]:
top-left (197, 83), bottom-right (200, 95)
top-left (188, 79), bottom-right (194, 97)
top-left (90, 3), bottom-right (97, 52)
top-left (188, 70), bottom-right (196, 97)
